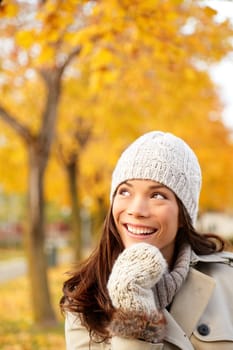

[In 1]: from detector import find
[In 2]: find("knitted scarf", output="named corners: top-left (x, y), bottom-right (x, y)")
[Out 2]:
top-left (153, 244), bottom-right (191, 310)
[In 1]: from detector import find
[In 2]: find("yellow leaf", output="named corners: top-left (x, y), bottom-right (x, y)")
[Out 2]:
top-left (0, 3), bottom-right (18, 18)
top-left (92, 49), bottom-right (115, 70)
top-left (184, 67), bottom-right (196, 80)
top-left (36, 46), bottom-right (55, 64)
top-left (204, 6), bottom-right (218, 17)
top-left (15, 31), bottom-right (35, 49)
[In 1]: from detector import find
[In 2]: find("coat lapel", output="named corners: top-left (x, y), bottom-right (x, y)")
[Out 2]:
top-left (163, 309), bottom-right (195, 350)
top-left (169, 267), bottom-right (216, 338)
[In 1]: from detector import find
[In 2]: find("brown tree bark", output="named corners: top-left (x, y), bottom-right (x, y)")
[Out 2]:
top-left (66, 157), bottom-right (82, 261)
top-left (58, 116), bottom-right (92, 261)
top-left (0, 47), bottom-right (81, 326)
top-left (26, 142), bottom-right (56, 324)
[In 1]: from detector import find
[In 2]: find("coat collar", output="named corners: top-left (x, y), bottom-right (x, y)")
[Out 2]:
top-left (163, 267), bottom-right (215, 349)
top-left (190, 250), bottom-right (233, 265)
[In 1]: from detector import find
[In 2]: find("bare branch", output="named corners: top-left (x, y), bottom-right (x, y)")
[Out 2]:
top-left (35, 46), bottom-right (82, 163)
top-left (38, 45), bottom-right (82, 83)
top-left (0, 105), bottom-right (33, 143)
top-left (59, 45), bottom-right (82, 75)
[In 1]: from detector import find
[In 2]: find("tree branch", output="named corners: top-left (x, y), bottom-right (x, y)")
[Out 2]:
top-left (38, 45), bottom-right (82, 84)
top-left (59, 45), bottom-right (82, 76)
top-left (0, 105), bottom-right (33, 143)
top-left (35, 45), bottom-right (82, 165)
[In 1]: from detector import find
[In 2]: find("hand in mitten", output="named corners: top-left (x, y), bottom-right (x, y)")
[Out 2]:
top-left (107, 243), bottom-right (167, 343)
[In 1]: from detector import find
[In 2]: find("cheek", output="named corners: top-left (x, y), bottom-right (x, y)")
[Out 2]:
top-left (161, 204), bottom-right (179, 228)
top-left (168, 208), bottom-right (180, 232)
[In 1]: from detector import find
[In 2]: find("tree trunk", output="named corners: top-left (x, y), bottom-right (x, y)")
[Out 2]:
top-left (66, 158), bottom-right (82, 261)
top-left (0, 49), bottom-right (81, 325)
top-left (25, 144), bottom-right (56, 325)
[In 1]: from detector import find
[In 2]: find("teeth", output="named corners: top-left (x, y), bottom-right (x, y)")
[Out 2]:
top-left (127, 224), bottom-right (155, 235)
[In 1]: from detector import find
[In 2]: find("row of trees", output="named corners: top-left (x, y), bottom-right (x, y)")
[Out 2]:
top-left (0, 0), bottom-right (233, 326)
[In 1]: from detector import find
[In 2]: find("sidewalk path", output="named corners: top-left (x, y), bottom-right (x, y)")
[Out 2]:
top-left (0, 258), bottom-right (27, 283)
top-left (0, 252), bottom-right (73, 284)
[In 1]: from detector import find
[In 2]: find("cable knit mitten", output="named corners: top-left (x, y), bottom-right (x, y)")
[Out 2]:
top-left (107, 243), bottom-right (167, 343)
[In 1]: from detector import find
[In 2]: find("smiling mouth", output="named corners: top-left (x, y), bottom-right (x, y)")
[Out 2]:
top-left (125, 224), bottom-right (157, 236)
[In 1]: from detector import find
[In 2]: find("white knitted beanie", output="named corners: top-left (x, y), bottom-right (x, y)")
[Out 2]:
top-left (110, 131), bottom-right (202, 224)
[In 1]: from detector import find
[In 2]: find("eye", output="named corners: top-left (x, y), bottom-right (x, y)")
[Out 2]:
top-left (117, 186), bottom-right (130, 197)
top-left (152, 192), bottom-right (166, 200)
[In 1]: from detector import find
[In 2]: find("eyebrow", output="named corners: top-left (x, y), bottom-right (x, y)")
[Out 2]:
top-left (124, 181), bottom-right (167, 190)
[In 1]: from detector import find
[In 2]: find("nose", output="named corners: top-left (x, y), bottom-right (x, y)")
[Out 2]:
top-left (126, 196), bottom-right (150, 217)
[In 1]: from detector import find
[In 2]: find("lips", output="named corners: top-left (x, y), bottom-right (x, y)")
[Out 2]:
top-left (125, 224), bottom-right (157, 236)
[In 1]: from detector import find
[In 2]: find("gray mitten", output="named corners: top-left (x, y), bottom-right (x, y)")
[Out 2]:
top-left (107, 243), bottom-right (167, 343)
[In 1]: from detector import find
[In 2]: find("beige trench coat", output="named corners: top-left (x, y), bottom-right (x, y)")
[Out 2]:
top-left (65, 251), bottom-right (233, 350)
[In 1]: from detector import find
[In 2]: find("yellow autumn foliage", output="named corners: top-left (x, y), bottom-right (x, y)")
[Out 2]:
top-left (0, 0), bottom-right (233, 216)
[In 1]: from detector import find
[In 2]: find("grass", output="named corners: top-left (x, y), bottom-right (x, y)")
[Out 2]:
top-left (0, 262), bottom-right (69, 350)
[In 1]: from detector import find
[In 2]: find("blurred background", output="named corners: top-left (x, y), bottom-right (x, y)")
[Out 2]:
top-left (0, 0), bottom-right (233, 348)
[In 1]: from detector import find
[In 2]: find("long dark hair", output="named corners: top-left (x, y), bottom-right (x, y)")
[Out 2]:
top-left (60, 199), bottom-right (225, 339)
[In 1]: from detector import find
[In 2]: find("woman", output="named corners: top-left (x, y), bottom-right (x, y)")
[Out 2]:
top-left (60, 131), bottom-right (233, 349)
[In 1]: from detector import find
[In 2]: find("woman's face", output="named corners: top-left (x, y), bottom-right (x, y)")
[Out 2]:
top-left (112, 179), bottom-right (180, 265)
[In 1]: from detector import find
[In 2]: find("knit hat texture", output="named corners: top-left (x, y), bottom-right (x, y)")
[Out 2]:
top-left (110, 131), bottom-right (202, 224)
